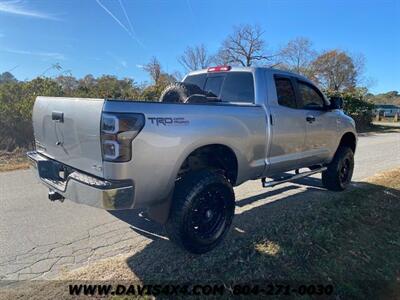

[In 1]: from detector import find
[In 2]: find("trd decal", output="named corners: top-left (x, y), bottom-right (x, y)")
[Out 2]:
top-left (148, 117), bottom-right (189, 126)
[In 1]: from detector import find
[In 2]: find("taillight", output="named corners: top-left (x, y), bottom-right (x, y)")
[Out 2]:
top-left (207, 65), bottom-right (231, 72)
top-left (101, 113), bottom-right (145, 162)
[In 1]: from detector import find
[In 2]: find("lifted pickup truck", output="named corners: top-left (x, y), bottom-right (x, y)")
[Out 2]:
top-left (28, 66), bottom-right (357, 253)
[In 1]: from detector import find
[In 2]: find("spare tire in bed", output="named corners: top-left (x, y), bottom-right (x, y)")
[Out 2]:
top-left (159, 82), bottom-right (205, 103)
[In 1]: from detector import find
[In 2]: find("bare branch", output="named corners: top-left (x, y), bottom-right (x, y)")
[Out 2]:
top-left (278, 37), bottom-right (317, 76)
top-left (178, 44), bottom-right (214, 72)
top-left (143, 56), bottom-right (162, 83)
top-left (216, 24), bottom-right (272, 67)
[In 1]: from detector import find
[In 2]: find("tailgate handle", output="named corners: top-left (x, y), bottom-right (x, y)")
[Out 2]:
top-left (52, 111), bottom-right (64, 123)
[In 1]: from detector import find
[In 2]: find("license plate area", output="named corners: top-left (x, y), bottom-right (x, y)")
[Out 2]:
top-left (37, 160), bottom-right (69, 181)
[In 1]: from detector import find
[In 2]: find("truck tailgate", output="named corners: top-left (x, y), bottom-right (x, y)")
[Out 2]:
top-left (32, 97), bottom-right (104, 177)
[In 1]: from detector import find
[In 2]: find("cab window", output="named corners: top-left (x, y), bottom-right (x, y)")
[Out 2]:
top-left (274, 77), bottom-right (297, 109)
top-left (297, 81), bottom-right (325, 109)
top-left (220, 72), bottom-right (254, 103)
top-left (185, 72), bottom-right (255, 103)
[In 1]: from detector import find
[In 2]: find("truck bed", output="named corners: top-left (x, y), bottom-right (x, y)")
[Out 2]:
top-left (32, 97), bottom-right (268, 208)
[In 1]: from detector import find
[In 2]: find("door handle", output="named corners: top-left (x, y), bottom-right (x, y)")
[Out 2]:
top-left (306, 115), bottom-right (316, 123)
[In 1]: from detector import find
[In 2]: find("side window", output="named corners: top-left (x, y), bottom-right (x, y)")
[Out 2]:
top-left (220, 72), bottom-right (254, 103)
top-left (298, 81), bottom-right (325, 109)
top-left (204, 76), bottom-right (224, 97)
top-left (274, 77), bottom-right (297, 109)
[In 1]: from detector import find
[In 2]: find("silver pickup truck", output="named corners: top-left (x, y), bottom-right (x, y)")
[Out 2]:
top-left (28, 66), bottom-right (357, 253)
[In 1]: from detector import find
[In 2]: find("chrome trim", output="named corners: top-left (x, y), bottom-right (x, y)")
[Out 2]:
top-left (27, 151), bottom-right (134, 210)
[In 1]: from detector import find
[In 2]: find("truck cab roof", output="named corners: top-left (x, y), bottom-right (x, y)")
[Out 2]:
top-left (186, 66), bottom-right (312, 82)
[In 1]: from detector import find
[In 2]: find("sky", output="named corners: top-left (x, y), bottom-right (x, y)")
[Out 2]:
top-left (0, 0), bottom-right (399, 93)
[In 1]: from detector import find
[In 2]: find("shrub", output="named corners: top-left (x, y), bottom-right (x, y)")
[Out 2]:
top-left (0, 75), bottom-right (143, 151)
top-left (0, 78), bottom-right (64, 150)
top-left (326, 89), bottom-right (375, 131)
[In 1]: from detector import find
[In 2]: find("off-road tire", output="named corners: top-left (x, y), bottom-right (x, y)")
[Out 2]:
top-left (322, 146), bottom-right (354, 191)
top-left (159, 82), bottom-right (205, 103)
top-left (165, 170), bottom-right (235, 254)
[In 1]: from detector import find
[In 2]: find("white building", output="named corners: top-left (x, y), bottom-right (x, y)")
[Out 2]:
top-left (374, 104), bottom-right (400, 117)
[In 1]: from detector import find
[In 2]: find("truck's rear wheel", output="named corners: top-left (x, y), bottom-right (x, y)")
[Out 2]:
top-left (322, 146), bottom-right (354, 191)
top-left (165, 170), bottom-right (235, 254)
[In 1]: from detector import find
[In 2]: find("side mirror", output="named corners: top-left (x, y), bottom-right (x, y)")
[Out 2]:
top-left (328, 97), bottom-right (343, 110)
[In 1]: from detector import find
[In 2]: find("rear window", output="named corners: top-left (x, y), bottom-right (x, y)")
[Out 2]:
top-left (184, 74), bottom-right (206, 89)
top-left (204, 76), bottom-right (224, 97)
top-left (184, 72), bottom-right (255, 103)
top-left (220, 72), bottom-right (254, 103)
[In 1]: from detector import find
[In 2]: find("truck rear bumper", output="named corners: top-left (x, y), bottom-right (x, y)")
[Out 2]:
top-left (27, 151), bottom-right (134, 210)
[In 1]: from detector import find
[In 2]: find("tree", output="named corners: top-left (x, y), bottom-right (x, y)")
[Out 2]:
top-left (69, 75), bottom-right (141, 99)
top-left (0, 72), bottom-right (147, 150)
top-left (40, 63), bottom-right (63, 77)
top-left (217, 24), bottom-right (271, 67)
top-left (55, 75), bottom-right (79, 96)
top-left (0, 77), bottom-right (64, 150)
top-left (325, 88), bottom-right (375, 130)
top-left (311, 50), bottom-right (364, 92)
top-left (71, 75), bottom-right (97, 97)
top-left (178, 44), bottom-right (214, 71)
top-left (143, 57), bottom-right (162, 84)
top-left (278, 37), bottom-right (317, 76)
top-left (141, 57), bottom-right (177, 100)
top-left (0, 72), bottom-right (17, 84)
top-left (366, 90), bottom-right (400, 106)
top-left (139, 73), bottom-right (176, 100)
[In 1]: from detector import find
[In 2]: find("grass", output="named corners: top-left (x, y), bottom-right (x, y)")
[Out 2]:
top-left (58, 168), bottom-right (400, 299)
top-left (0, 149), bottom-right (30, 172)
top-left (1, 169), bottom-right (399, 299)
top-left (358, 123), bottom-right (400, 134)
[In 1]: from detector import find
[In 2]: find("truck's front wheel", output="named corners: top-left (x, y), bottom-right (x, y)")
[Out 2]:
top-left (165, 170), bottom-right (235, 254)
top-left (322, 146), bottom-right (354, 191)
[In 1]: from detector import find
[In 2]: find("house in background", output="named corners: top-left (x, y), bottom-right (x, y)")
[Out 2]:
top-left (374, 104), bottom-right (400, 117)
